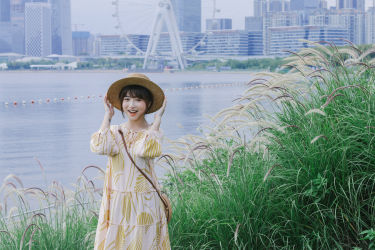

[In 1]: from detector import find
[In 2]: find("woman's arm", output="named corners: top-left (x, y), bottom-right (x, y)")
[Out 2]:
top-left (90, 95), bottom-right (119, 156)
top-left (100, 95), bottom-right (115, 131)
top-left (150, 97), bottom-right (167, 131)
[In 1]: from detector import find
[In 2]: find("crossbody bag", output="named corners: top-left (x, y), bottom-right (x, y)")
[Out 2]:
top-left (118, 129), bottom-right (172, 223)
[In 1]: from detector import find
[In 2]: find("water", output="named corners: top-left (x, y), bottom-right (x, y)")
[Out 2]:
top-left (0, 71), bottom-right (252, 189)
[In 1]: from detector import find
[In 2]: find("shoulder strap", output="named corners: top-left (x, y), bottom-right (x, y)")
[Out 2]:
top-left (118, 129), bottom-right (168, 209)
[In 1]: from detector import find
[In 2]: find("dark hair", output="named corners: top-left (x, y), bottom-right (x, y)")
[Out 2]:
top-left (119, 85), bottom-right (153, 117)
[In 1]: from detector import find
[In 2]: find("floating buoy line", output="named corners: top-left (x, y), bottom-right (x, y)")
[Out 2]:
top-left (3, 82), bottom-right (246, 108)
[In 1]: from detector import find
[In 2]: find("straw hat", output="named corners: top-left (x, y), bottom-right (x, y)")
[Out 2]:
top-left (107, 73), bottom-right (165, 114)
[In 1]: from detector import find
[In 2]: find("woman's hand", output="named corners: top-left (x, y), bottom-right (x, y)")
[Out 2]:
top-left (154, 97), bottom-right (167, 120)
top-left (104, 95), bottom-right (114, 120)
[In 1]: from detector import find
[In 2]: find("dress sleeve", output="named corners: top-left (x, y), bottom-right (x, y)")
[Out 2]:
top-left (90, 125), bottom-right (120, 156)
top-left (135, 129), bottom-right (163, 158)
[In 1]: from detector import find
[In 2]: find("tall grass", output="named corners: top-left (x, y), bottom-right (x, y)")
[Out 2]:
top-left (0, 166), bottom-right (102, 249)
top-left (1, 41), bottom-right (374, 249)
top-left (163, 41), bottom-right (375, 249)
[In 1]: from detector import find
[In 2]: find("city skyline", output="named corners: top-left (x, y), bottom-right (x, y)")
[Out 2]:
top-left (71, 0), bottom-right (374, 35)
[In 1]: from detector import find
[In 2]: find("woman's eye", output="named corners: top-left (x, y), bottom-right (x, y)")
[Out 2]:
top-left (136, 98), bottom-right (142, 102)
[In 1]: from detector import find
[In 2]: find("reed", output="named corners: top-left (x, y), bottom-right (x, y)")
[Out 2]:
top-left (162, 42), bottom-right (375, 249)
top-left (0, 165), bottom-right (102, 249)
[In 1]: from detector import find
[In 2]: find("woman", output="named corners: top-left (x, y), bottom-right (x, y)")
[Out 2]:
top-left (90, 73), bottom-right (170, 249)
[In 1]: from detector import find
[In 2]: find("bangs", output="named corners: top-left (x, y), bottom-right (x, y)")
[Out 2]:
top-left (122, 88), bottom-right (148, 99)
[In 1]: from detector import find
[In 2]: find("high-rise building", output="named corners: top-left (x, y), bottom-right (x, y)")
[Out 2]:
top-left (263, 11), bottom-right (304, 55)
top-left (253, 0), bottom-right (267, 17)
top-left (72, 31), bottom-right (93, 56)
top-left (206, 18), bottom-right (232, 31)
top-left (0, 0), bottom-right (11, 52)
top-left (366, 6), bottom-right (375, 44)
top-left (290, 0), bottom-right (325, 10)
top-left (309, 8), bottom-right (365, 44)
top-left (155, 32), bottom-right (204, 54)
top-left (248, 31), bottom-right (263, 56)
top-left (268, 25), bottom-right (349, 56)
top-left (171, 0), bottom-right (201, 32)
top-left (96, 34), bottom-right (150, 56)
top-left (25, 2), bottom-right (51, 57)
top-left (11, 0), bottom-right (29, 54)
top-left (0, 0), bottom-right (10, 21)
top-left (0, 22), bottom-right (11, 52)
top-left (336, 0), bottom-right (365, 11)
top-left (266, 0), bottom-right (290, 12)
top-left (204, 30), bottom-right (250, 56)
top-left (50, 0), bottom-right (72, 55)
top-left (245, 16), bottom-right (263, 31)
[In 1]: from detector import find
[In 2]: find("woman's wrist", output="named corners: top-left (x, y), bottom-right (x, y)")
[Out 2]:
top-left (150, 117), bottom-right (161, 131)
top-left (104, 112), bottom-right (113, 121)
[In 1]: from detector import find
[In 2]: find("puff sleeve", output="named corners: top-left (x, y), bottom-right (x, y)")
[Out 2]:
top-left (90, 125), bottom-right (120, 156)
top-left (135, 129), bottom-right (163, 158)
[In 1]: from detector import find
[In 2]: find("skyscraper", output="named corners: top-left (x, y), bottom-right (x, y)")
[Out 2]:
top-left (290, 0), bottom-right (323, 10)
top-left (25, 2), bottom-right (51, 57)
top-left (171, 0), bottom-right (201, 32)
top-left (254, 0), bottom-right (267, 17)
top-left (0, 0), bottom-right (11, 52)
top-left (0, 0), bottom-right (10, 21)
top-left (336, 0), bottom-right (365, 11)
top-left (50, 0), bottom-right (72, 55)
top-left (366, 6), bottom-right (375, 44)
top-left (10, 0), bottom-right (26, 54)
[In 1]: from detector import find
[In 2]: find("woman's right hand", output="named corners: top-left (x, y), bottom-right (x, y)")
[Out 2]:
top-left (104, 95), bottom-right (114, 119)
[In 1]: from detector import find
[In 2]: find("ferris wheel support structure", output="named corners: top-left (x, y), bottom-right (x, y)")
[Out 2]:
top-left (143, 0), bottom-right (186, 70)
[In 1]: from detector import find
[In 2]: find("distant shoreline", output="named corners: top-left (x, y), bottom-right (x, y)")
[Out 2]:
top-left (0, 69), bottom-right (258, 74)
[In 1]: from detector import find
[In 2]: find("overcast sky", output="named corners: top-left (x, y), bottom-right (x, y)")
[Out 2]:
top-left (71, 0), bottom-right (374, 35)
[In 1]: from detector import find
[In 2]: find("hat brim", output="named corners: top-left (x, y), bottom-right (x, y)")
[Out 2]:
top-left (107, 76), bottom-right (164, 114)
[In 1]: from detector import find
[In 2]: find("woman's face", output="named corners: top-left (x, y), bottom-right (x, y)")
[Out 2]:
top-left (122, 94), bottom-right (148, 121)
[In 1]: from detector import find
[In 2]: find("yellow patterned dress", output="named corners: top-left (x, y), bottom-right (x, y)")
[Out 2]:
top-left (90, 124), bottom-right (171, 250)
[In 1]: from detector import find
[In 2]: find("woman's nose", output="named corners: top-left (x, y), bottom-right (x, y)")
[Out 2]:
top-left (129, 99), bottom-right (135, 107)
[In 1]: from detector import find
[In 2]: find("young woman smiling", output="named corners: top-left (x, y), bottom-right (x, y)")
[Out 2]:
top-left (90, 73), bottom-right (170, 249)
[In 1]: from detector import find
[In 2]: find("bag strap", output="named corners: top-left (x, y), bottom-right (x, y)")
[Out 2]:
top-left (118, 129), bottom-right (168, 209)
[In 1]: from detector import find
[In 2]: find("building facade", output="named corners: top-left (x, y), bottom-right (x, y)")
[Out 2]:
top-left (155, 32), bottom-right (204, 55)
top-left (366, 7), bottom-right (375, 44)
top-left (96, 35), bottom-right (149, 56)
top-left (0, 0), bottom-right (11, 52)
top-left (245, 16), bottom-right (263, 31)
top-left (309, 9), bottom-right (366, 45)
top-left (248, 31), bottom-right (263, 56)
top-left (263, 11), bottom-right (304, 55)
top-left (171, 0), bottom-right (201, 32)
top-left (0, 0), bottom-right (10, 21)
top-left (253, 0), bottom-right (267, 17)
top-left (206, 18), bottom-right (232, 31)
top-left (72, 31), bottom-right (92, 56)
top-left (24, 2), bottom-right (51, 57)
top-left (10, 0), bottom-right (26, 54)
top-left (204, 30), bottom-right (250, 56)
top-left (50, 0), bottom-right (72, 55)
top-left (290, 0), bottom-right (326, 11)
top-left (336, 0), bottom-right (365, 12)
top-left (268, 25), bottom-right (349, 56)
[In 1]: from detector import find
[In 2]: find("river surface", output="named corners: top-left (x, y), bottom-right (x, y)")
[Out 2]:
top-left (0, 71), bottom-right (252, 189)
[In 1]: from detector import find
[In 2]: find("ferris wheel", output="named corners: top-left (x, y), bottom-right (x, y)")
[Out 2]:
top-left (112, 0), bottom-right (218, 70)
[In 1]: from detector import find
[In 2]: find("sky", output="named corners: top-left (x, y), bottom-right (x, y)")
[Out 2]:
top-left (71, 0), bottom-right (375, 35)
